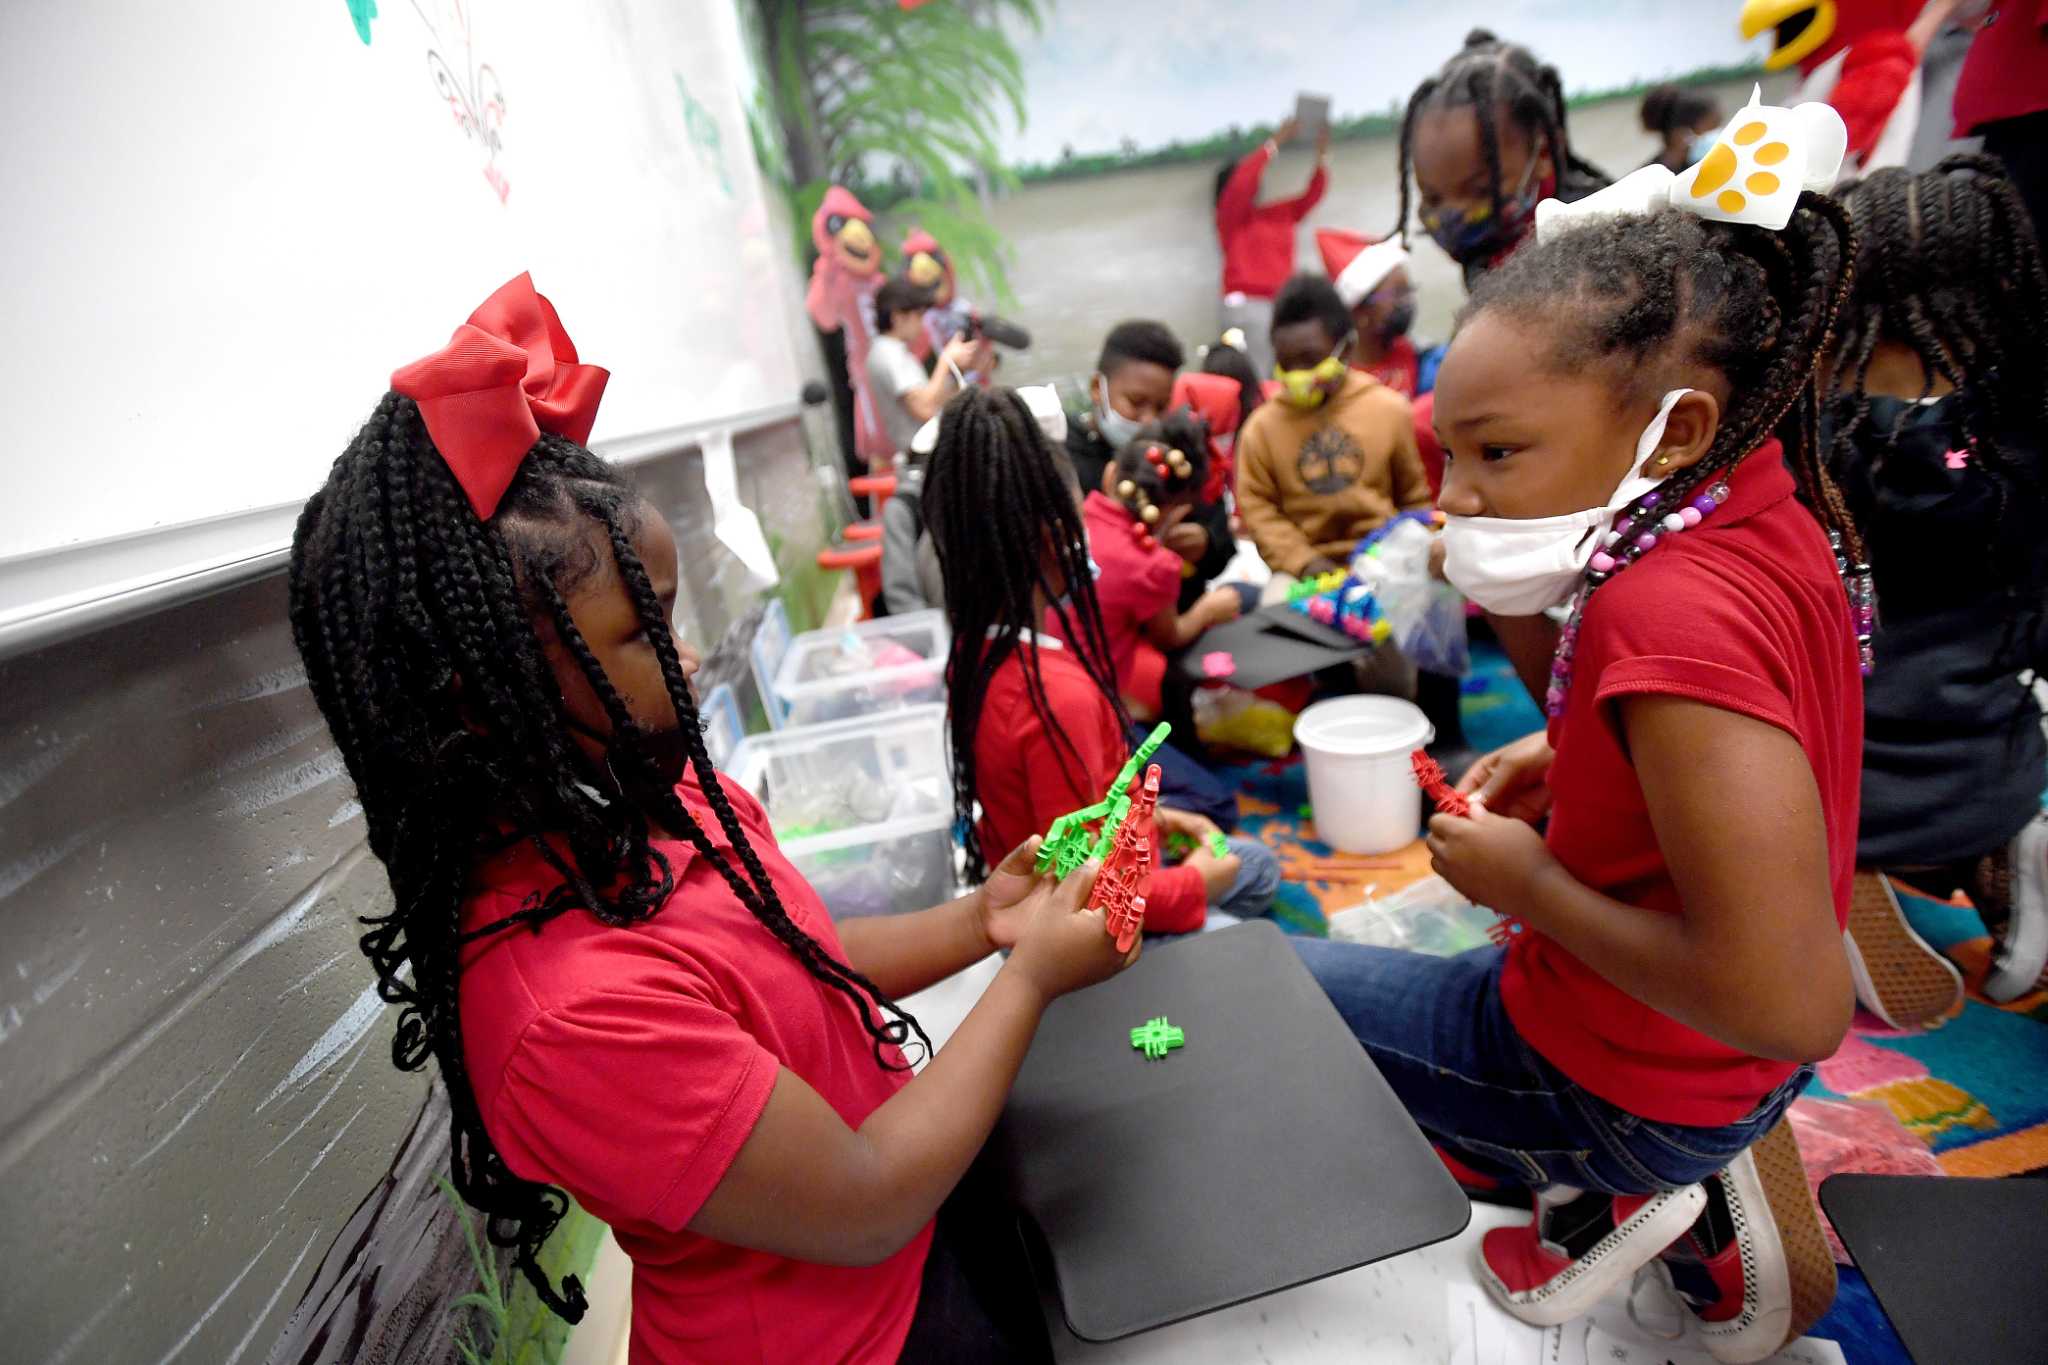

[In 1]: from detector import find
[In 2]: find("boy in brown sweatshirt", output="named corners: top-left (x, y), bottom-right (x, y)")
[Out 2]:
top-left (1237, 274), bottom-right (1433, 577)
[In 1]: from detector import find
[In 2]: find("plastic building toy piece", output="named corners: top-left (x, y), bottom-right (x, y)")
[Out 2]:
top-left (1288, 569), bottom-right (1390, 644)
top-left (1091, 763), bottom-right (1162, 952)
top-left (1410, 750), bottom-right (1472, 819)
top-left (1205, 830), bottom-right (1230, 859)
top-left (1411, 749), bottom-right (1523, 944)
top-left (1035, 722), bottom-right (1172, 879)
top-left (1201, 650), bottom-right (1235, 679)
top-left (1130, 1015), bottom-right (1185, 1060)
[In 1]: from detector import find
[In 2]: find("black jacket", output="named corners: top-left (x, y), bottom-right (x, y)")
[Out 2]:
top-left (1831, 395), bottom-right (2048, 865)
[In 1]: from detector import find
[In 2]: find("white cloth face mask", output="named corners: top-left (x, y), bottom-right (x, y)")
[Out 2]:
top-left (1440, 389), bottom-right (1691, 616)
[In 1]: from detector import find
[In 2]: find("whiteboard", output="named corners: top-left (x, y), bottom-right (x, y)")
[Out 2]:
top-left (0, 0), bottom-right (803, 560)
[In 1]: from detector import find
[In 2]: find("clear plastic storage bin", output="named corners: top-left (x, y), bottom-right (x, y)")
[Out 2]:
top-left (769, 610), bottom-right (949, 728)
top-left (723, 704), bottom-right (957, 919)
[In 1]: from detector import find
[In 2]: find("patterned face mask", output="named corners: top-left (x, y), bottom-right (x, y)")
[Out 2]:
top-left (1274, 341), bottom-right (1351, 409)
top-left (1420, 155), bottom-right (1542, 265)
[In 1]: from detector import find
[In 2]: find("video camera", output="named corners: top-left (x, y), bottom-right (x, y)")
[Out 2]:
top-left (962, 311), bottom-right (1031, 350)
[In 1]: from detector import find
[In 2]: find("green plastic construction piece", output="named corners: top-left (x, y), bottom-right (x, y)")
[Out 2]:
top-left (1205, 830), bottom-right (1230, 858)
top-left (1035, 723), bottom-right (1172, 879)
top-left (1130, 1015), bottom-right (1185, 1060)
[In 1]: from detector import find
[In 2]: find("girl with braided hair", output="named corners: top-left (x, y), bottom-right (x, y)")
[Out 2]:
top-left (288, 275), bottom-right (1131, 1364)
top-left (1293, 108), bottom-right (1863, 1354)
top-left (1824, 155), bottom-right (2048, 1021)
top-left (1394, 28), bottom-right (1611, 289)
top-left (923, 388), bottom-right (1279, 937)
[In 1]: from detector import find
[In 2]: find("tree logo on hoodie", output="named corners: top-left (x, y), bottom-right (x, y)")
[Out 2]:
top-left (1297, 427), bottom-right (1364, 494)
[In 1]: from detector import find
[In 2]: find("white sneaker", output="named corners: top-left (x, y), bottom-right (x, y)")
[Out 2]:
top-left (1986, 811), bottom-right (2048, 1003)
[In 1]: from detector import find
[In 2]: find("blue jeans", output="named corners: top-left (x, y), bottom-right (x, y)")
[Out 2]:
top-left (1132, 721), bottom-right (1239, 833)
top-left (1213, 835), bottom-right (1281, 920)
top-left (1290, 940), bottom-right (1812, 1195)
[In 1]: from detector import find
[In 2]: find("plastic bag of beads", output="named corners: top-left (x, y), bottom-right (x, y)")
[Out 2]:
top-left (1327, 875), bottom-right (1501, 956)
top-left (1351, 517), bottom-right (1468, 678)
top-left (1784, 1096), bottom-right (1943, 1264)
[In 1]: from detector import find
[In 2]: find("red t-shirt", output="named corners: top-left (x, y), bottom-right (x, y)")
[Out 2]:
top-left (1215, 143), bottom-right (1328, 299)
top-left (1074, 491), bottom-right (1186, 698)
top-left (972, 634), bottom-right (1207, 933)
top-left (1500, 448), bottom-right (1863, 1127)
top-left (459, 773), bottom-right (929, 1364)
top-left (1953, 1), bottom-right (2048, 133)
top-left (1353, 336), bottom-right (1420, 399)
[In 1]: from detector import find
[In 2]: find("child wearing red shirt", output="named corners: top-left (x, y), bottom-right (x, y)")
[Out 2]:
top-left (922, 388), bottom-right (1279, 932)
top-left (1291, 180), bottom-right (1863, 1360)
top-left (1214, 115), bottom-right (1330, 375)
top-left (1071, 411), bottom-right (1244, 718)
top-left (288, 276), bottom-right (1134, 1364)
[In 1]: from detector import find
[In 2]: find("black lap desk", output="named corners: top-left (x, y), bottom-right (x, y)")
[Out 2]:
top-left (1820, 1173), bottom-right (2048, 1365)
top-left (987, 921), bottom-right (1469, 1342)
top-left (1166, 606), bottom-right (1370, 692)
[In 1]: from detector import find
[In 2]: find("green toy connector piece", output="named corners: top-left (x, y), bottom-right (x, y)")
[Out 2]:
top-left (1130, 1015), bottom-right (1185, 1060)
top-left (1034, 723), bottom-right (1173, 878)
top-left (1205, 830), bottom-right (1230, 859)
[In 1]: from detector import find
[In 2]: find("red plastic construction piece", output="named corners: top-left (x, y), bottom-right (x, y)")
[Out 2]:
top-left (1411, 750), bottom-right (1472, 818)
top-left (1091, 763), bottom-right (1162, 953)
top-left (1411, 750), bottom-right (1521, 945)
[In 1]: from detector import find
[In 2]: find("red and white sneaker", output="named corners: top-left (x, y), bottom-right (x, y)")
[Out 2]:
top-left (1659, 1121), bottom-right (1837, 1363)
top-left (1476, 1181), bottom-right (1707, 1327)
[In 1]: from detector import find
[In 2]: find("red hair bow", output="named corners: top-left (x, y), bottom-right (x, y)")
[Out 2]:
top-left (390, 273), bottom-right (609, 519)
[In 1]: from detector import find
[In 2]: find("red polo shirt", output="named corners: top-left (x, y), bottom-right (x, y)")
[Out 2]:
top-left (1074, 491), bottom-right (1186, 698)
top-left (972, 634), bottom-right (1207, 934)
top-left (1501, 447), bottom-right (1863, 1127)
top-left (459, 772), bottom-right (929, 1364)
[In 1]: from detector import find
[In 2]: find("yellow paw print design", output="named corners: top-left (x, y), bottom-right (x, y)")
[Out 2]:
top-left (1672, 85), bottom-right (1847, 230)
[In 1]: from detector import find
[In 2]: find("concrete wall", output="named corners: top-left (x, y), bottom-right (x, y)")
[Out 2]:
top-left (985, 73), bottom-right (1793, 390)
top-left (0, 416), bottom-right (820, 1364)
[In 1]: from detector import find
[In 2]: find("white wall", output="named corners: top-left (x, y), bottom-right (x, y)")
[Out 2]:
top-left (0, 0), bottom-right (801, 560)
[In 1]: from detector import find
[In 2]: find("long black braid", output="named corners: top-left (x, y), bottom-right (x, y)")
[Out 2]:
top-left (1829, 155), bottom-right (2048, 604)
top-left (1393, 28), bottom-right (1610, 248)
top-left (923, 387), bottom-right (1129, 881)
top-left (1463, 191), bottom-right (1863, 630)
top-left (288, 395), bottom-right (925, 1321)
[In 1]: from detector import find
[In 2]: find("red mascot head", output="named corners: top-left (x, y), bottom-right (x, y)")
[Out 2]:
top-left (900, 229), bottom-right (956, 307)
top-left (812, 186), bottom-right (880, 278)
top-left (1738, 0), bottom-right (1920, 74)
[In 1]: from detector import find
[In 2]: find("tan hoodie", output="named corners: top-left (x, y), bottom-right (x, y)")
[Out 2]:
top-left (1236, 370), bottom-right (1432, 576)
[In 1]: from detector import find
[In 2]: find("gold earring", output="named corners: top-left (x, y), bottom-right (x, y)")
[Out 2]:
top-left (1655, 455), bottom-right (1671, 468)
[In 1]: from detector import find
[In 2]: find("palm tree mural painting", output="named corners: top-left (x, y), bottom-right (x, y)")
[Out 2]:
top-left (742, 0), bottom-right (1042, 301)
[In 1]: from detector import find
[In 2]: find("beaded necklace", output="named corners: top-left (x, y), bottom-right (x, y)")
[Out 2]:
top-left (1540, 469), bottom-right (1875, 721)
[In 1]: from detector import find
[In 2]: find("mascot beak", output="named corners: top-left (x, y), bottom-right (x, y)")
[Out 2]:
top-left (838, 218), bottom-right (876, 261)
top-left (1739, 0), bottom-right (1837, 72)
top-left (906, 252), bottom-right (943, 287)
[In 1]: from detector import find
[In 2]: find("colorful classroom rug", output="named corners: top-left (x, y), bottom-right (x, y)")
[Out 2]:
top-left (1217, 637), bottom-right (2048, 1362)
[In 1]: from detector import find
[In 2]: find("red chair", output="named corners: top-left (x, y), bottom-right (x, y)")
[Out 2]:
top-left (815, 543), bottom-right (885, 619)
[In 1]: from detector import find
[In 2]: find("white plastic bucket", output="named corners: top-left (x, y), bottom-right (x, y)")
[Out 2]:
top-left (1294, 697), bottom-right (1435, 854)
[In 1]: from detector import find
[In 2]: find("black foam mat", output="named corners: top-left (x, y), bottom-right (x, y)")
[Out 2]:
top-left (988, 921), bottom-right (1469, 1341)
top-left (1820, 1173), bottom-right (2048, 1365)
